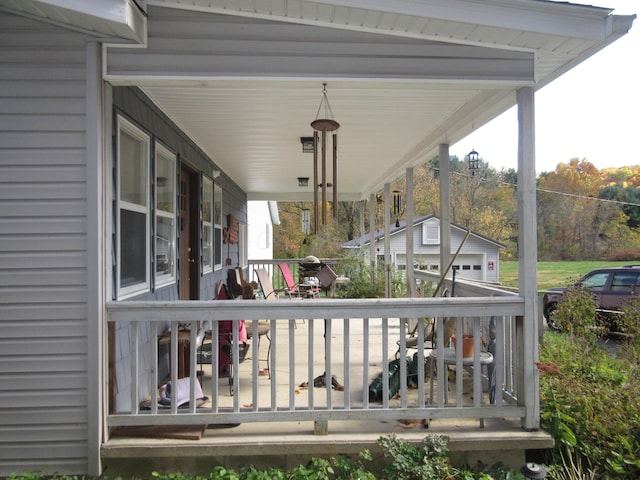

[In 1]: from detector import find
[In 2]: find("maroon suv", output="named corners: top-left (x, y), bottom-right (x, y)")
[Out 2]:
top-left (542, 265), bottom-right (640, 330)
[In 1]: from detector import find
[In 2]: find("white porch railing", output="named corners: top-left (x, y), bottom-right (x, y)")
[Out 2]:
top-left (106, 292), bottom-right (535, 433)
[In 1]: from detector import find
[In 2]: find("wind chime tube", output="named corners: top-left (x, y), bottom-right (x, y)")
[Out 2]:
top-left (313, 131), bottom-right (319, 234)
top-left (322, 129), bottom-right (328, 226)
top-left (333, 133), bottom-right (338, 219)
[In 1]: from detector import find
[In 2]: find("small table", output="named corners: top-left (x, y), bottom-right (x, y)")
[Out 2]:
top-left (158, 330), bottom-right (192, 379)
top-left (429, 348), bottom-right (493, 404)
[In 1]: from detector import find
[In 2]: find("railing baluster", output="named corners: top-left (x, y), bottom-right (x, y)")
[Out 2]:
top-left (106, 293), bottom-right (530, 430)
top-left (382, 317), bottom-right (389, 408)
top-left (130, 321), bottom-right (139, 414)
top-left (170, 321), bottom-right (179, 414)
top-left (343, 317), bottom-right (349, 408)
top-left (307, 318), bottom-right (314, 408)
top-left (399, 318), bottom-right (407, 408)
top-left (417, 317), bottom-right (425, 408)
top-left (289, 318), bottom-right (296, 411)
top-left (362, 317), bottom-right (369, 409)
top-left (325, 318), bottom-right (332, 409)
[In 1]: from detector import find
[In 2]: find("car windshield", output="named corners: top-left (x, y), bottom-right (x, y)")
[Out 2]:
top-left (580, 272), bottom-right (609, 289)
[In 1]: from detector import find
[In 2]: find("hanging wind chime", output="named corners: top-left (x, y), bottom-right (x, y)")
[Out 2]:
top-left (311, 83), bottom-right (340, 233)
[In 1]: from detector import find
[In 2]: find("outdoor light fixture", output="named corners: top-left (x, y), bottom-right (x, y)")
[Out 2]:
top-left (466, 148), bottom-right (480, 175)
top-left (300, 137), bottom-right (314, 153)
top-left (310, 83), bottom-right (340, 232)
top-left (520, 463), bottom-right (547, 479)
top-left (298, 177), bottom-right (309, 187)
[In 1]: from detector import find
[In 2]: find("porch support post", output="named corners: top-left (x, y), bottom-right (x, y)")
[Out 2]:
top-left (439, 143), bottom-right (451, 296)
top-left (384, 182), bottom-right (391, 297)
top-left (405, 167), bottom-right (415, 298)
top-left (369, 193), bottom-right (376, 288)
top-left (359, 200), bottom-right (365, 252)
top-left (516, 86), bottom-right (540, 430)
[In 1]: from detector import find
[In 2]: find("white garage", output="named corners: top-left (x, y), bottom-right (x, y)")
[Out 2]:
top-left (343, 215), bottom-right (504, 284)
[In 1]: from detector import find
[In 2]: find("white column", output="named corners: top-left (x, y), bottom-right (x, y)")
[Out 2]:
top-left (359, 200), bottom-right (365, 252)
top-left (439, 143), bottom-right (451, 295)
top-left (517, 86), bottom-right (540, 430)
top-left (405, 167), bottom-right (415, 298)
top-left (369, 193), bottom-right (376, 288)
top-left (384, 183), bottom-right (391, 297)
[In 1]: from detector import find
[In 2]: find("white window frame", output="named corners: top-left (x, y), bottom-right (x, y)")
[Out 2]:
top-left (214, 183), bottom-right (223, 271)
top-left (202, 176), bottom-right (213, 274)
top-left (154, 141), bottom-right (177, 288)
top-left (422, 222), bottom-right (440, 245)
top-left (116, 115), bottom-right (151, 299)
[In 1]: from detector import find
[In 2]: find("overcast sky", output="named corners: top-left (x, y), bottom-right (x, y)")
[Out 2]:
top-left (451, 0), bottom-right (638, 174)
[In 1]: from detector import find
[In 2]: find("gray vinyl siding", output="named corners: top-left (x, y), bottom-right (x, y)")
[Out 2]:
top-left (0, 12), bottom-right (91, 476)
top-left (110, 87), bottom-right (248, 412)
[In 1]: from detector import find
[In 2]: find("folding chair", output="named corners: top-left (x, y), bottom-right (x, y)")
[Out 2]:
top-left (278, 262), bottom-right (320, 298)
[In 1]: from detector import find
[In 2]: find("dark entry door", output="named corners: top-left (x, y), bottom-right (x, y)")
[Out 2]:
top-left (179, 165), bottom-right (200, 300)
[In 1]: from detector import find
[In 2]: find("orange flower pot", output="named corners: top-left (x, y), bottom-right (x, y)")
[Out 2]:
top-left (452, 334), bottom-right (474, 358)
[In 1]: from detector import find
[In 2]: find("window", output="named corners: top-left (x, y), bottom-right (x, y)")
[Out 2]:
top-left (202, 176), bottom-right (213, 273)
top-left (580, 272), bottom-right (609, 290)
top-left (214, 183), bottom-right (223, 270)
top-left (610, 272), bottom-right (639, 292)
top-left (155, 142), bottom-right (177, 287)
top-left (117, 116), bottom-right (150, 298)
top-left (422, 223), bottom-right (440, 245)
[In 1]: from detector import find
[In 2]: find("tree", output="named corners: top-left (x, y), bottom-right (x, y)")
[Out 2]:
top-left (537, 158), bottom-right (607, 259)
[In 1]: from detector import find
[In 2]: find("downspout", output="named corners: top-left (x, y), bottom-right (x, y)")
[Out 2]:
top-left (268, 201), bottom-right (280, 226)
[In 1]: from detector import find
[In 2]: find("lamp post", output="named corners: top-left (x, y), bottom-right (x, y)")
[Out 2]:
top-left (466, 148), bottom-right (480, 176)
top-left (520, 463), bottom-right (547, 479)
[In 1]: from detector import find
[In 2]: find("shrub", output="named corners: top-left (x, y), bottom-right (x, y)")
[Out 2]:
top-left (539, 331), bottom-right (640, 479)
top-left (551, 285), bottom-right (605, 343)
top-left (335, 252), bottom-right (406, 298)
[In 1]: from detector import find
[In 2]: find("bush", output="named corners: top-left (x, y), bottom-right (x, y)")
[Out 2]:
top-left (539, 331), bottom-right (640, 479)
top-left (335, 252), bottom-right (406, 298)
top-left (551, 285), bottom-right (605, 342)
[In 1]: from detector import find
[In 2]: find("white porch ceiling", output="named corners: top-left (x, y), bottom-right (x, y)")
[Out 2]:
top-left (96, 0), bottom-right (635, 202)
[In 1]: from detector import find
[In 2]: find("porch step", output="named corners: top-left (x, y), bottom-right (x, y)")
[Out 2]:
top-left (102, 417), bottom-right (553, 477)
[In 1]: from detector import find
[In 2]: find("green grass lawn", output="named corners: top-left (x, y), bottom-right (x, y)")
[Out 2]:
top-left (500, 260), bottom-right (633, 290)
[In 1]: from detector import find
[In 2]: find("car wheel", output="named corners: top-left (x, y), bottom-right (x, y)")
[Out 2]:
top-left (544, 303), bottom-right (559, 330)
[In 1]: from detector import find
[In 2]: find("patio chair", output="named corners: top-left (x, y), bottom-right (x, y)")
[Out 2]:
top-left (251, 267), bottom-right (281, 376)
top-left (254, 267), bottom-right (282, 299)
top-left (198, 282), bottom-right (248, 394)
top-left (278, 262), bottom-right (320, 298)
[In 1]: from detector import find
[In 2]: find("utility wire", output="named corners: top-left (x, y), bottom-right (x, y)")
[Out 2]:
top-left (429, 166), bottom-right (640, 209)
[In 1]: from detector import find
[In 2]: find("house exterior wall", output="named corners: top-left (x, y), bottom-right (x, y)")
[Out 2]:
top-left (110, 87), bottom-right (248, 412)
top-left (247, 201), bottom-right (273, 262)
top-left (0, 12), bottom-right (251, 475)
top-left (0, 12), bottom-right (93, 476)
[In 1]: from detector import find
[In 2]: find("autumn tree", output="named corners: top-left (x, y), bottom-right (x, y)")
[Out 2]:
top-left (537, 158), bottom-right (609, 259)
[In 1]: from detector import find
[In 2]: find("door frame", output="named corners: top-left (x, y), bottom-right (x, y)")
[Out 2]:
top-left (179, 163), bottom-right (200, 300)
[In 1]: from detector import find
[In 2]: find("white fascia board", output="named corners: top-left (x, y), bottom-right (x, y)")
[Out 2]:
top-left (0, 0), bottom-right (146, 43)
top-left (311, 0), bottom-right (614, 40)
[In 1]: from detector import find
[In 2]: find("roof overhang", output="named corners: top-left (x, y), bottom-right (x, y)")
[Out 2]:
top-left (0, 0), bottom-right (146, 43)
top-left (5, 0), bottom-right (634, 202)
